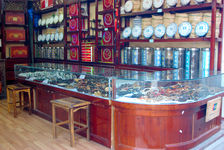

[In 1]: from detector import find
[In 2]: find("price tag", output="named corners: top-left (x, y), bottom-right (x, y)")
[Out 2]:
top-left (157, 9), bottom-right (163, 13)
top-left (105, 28), bottom-right (108, 31)
top-left (79, 75), bottom-right (86, 79)
top-left (42, 79), bottom-right (49, 84)
top-left (149, 39), bottom-right (154, 43)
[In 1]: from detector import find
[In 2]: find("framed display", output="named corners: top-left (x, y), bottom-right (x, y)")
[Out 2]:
top-left (70, 48), bottom-right (79, 61)
top-left (40, 0), bottom-right (53, 10)
top-left (69, 4), bottom-right (78, 16)
top-left (103, 13), bottom-right (114, 27)
top-left (103, 0), bottom-right (114, 10)
top-left (5, 12), bottom-right (25, 25)
top-left (101, 48), bottom-right (113, 63)
top-left (6, 29), bottom-right (26, 41)
top-left (69, 19), bottom-right (78, 31)
top-left (10, 46), bottom-right (28, 58)
top-left (102, 30), bottom-right (113, 45)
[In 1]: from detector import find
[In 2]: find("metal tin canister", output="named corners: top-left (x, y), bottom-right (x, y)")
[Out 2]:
top-left (190, 48), bottom-right (200, 72)
top-left (48, 47), bottom-right (52, 59)
top-left (154, 71), bottom-right (161, 80)
top-left (126, 47), bottom-right (132, 65)
top-left (173, 48), bottom-right (185, 69)
top-left (132, 47), bottom-right (141, 65)
top-left (185, 49), bottom-right (191, 79)
top-left (166, 70), bottom-right (173, 80)
top-left (120, 48), bottom-right (124, 64)
top-left (123, 47), bottom-right (128, 64)
top-left (173, 69), bottom-right (184, 80)
top-left (165, 47), bottom-right (173, 68)
top-left (154, 48), bottom-right (162, 67)
top-left (59, 47), bottom-right (64, 60)
top-left (52, 47), bottom-right (56, 59)
top-left (141, 47), bottom-right (154, 66)
top-left (161, 48), bottom-right (166, 67)
top-left (41, 47), bottom-right (44, 58)
top-left (55, 47), bottom-right (59, 59)
top-left (131, 70), bottom-right (139, 79)
top-left (201, 48), bottom-right (210, 70)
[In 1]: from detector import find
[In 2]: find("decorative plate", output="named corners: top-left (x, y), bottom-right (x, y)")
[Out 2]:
top-left (166, 23), bottom-right (177, 38)
top-left (42, 34), bottom-right (46, 42)
top-left (50, 33), bottom-right (55, 41)
top-left (49, 16), bottom-right (54, 24)
top-left (143, 26), bottom-right (154, 39)
top-left (153, 0), bottom-right (164, 9)
top-left (55, 33), bottom-right (59, 41)
top-left (195, 21), bottom-right (209, 37)
top-left (142, 0), bottom-right (153, 10)
top-left (122, 27), bottom-right (132, 39)
top-left (166, 0), bottom-right (177, 7)
top-left (38, 19), bottom-right (42, 26)
top-left (155, 24), bottom-right (166, 38)
top-left (46, 34), bottom-right (50, 41)
top-left (124, 1), bottom-right (133, 13)
top-left (38, 34), bottom-right (42, 42)
top-left (59, 14), bottom-right (64, 23)
top-left (54, 15), bottom-right (59, 24)
top-left (132, 26), bottom-right (142, 39)
top-left (178, 22), bottom-right (192, 37)
top-left (59, 32), bottom-right (64, 41)
top-left (41, 19), bottom-right (46, 26)
top-left (180, 0), bottom-right (190, 6)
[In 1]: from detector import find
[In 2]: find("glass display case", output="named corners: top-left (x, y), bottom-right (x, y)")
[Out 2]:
top-left (14, 63), bottom-right (114, 99)
top-left (15, 63), bottom-right (224, 104)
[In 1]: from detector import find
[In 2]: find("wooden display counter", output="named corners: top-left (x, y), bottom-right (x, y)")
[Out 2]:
top-left (17, 79), bottom-right (111, 148)
top-left (112, 95), bottom-right (223, 150)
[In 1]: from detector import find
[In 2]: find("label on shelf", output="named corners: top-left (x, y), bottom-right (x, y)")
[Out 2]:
top-left (149, 39), bottom-right (154, 43)
top-left (157, 9), bottom-right (163, 13)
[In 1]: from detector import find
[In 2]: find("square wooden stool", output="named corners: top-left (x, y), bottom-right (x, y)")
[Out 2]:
top-left (6, 84), bottom-right (32, 118)
top-left (51, 97), bottom-right (91, 147)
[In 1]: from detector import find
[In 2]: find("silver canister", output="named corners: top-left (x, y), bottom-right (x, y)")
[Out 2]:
top-left (127, 47), bottom-right (132, 65)
top-left (123, 47), bottom-right (128, 64)
top-left (48, 47), bottom-right (52, 59)
top-left (190, 48), bottom-right (200, 79)
top-left (120, 48), bottom-right (124, 64)
top-left (201, 48), bottom-right (210, 70)
top-left (161, 48), bottom-right (166, 67)
top-left (154, 48), bottom-right (162, 67)
top-left (52, 47), bottom-right (56, 59)
top-left (165, 47), bottom-right (173, 68)
top-left (131, 47), bottom-right (141, 65)
top-left (141, 47), bottom-right (154, 66)
top-left (173, 48), bottom-right (185, 69)
top-left (59, 47), bottom-right (64, 60)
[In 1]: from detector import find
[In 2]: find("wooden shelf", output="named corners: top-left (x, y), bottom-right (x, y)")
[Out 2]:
top-left (97, 45), bottom-right (114, 48)
top-left (67, 30), bottom-right (88, 34)
top-left (120, 3), bottom-right (222, 18)
top-left (66, 15), bottom-right (88, 20)
top-left (5, 24), bottom-right (27, 28)
top-left (35, 41), bottom-right (64, 45)
top-left (117, 64), bottom-right (172, 71)
top-left (6, 41), bottom-right (26, 44)
top-left (98, 9), bottom-right (114, 15)
top-left (35, 23), bottom-right (63, 29)
top-left (66, 45), bottom-right (80, 49)
top-left (120, 37), bottom-right (217, 43)
top-left (34, 4), bottom-right (64, 14)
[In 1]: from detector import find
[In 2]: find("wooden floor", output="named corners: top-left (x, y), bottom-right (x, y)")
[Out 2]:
top-left (0, 99), bottom-right (110, 150)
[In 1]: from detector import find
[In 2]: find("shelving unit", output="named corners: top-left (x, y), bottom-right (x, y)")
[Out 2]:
top-left (95, 0), bottom-right (117, 64)
top-left (116, 0), bottom-right (223, 71)
top-left (1, 0), bottom-right (30, 82)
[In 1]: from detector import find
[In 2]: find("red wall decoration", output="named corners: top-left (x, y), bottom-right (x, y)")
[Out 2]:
top-left (103, 0), bottom-right (114, 10)
top-left (69, 4), bottom-right (78, 16)
top-left (101, 48), bottom-right (113, 63)
top-left (103, 13), bottom-right (114, 27)
top-left (69, 19), bottom-right (78, 31)
top-left (6, 29), bottom-right (26, 41)
top-left (70, 48), bottom-right (79, 61)
top-left (5, 12), bottom-right (25, 25)
top-left (102, 30), bottom-right (113, 45)
top-left (10, 46), bottom-right (28, 58)
top-left (71, 34), bottom-right (79, 45)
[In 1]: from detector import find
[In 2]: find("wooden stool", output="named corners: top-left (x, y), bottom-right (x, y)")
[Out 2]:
top-left (51, 97), bottom-right (91, 147)
top-left (6, 84), bottom-right (32, 118)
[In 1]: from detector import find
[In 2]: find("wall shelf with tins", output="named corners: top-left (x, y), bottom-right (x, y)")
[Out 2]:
top-left (116, 0), bottom-right (223, 72)
top-left (35, 41), bottom-right (64, 45)
top-left (34, 23), bottom-right (63, 29)
top-left (1, 0), bottom-right (30, 82)
top-left (120, 2), bottom-right (222, 18)
top-left (33, 4), bottom-right (64, 15)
